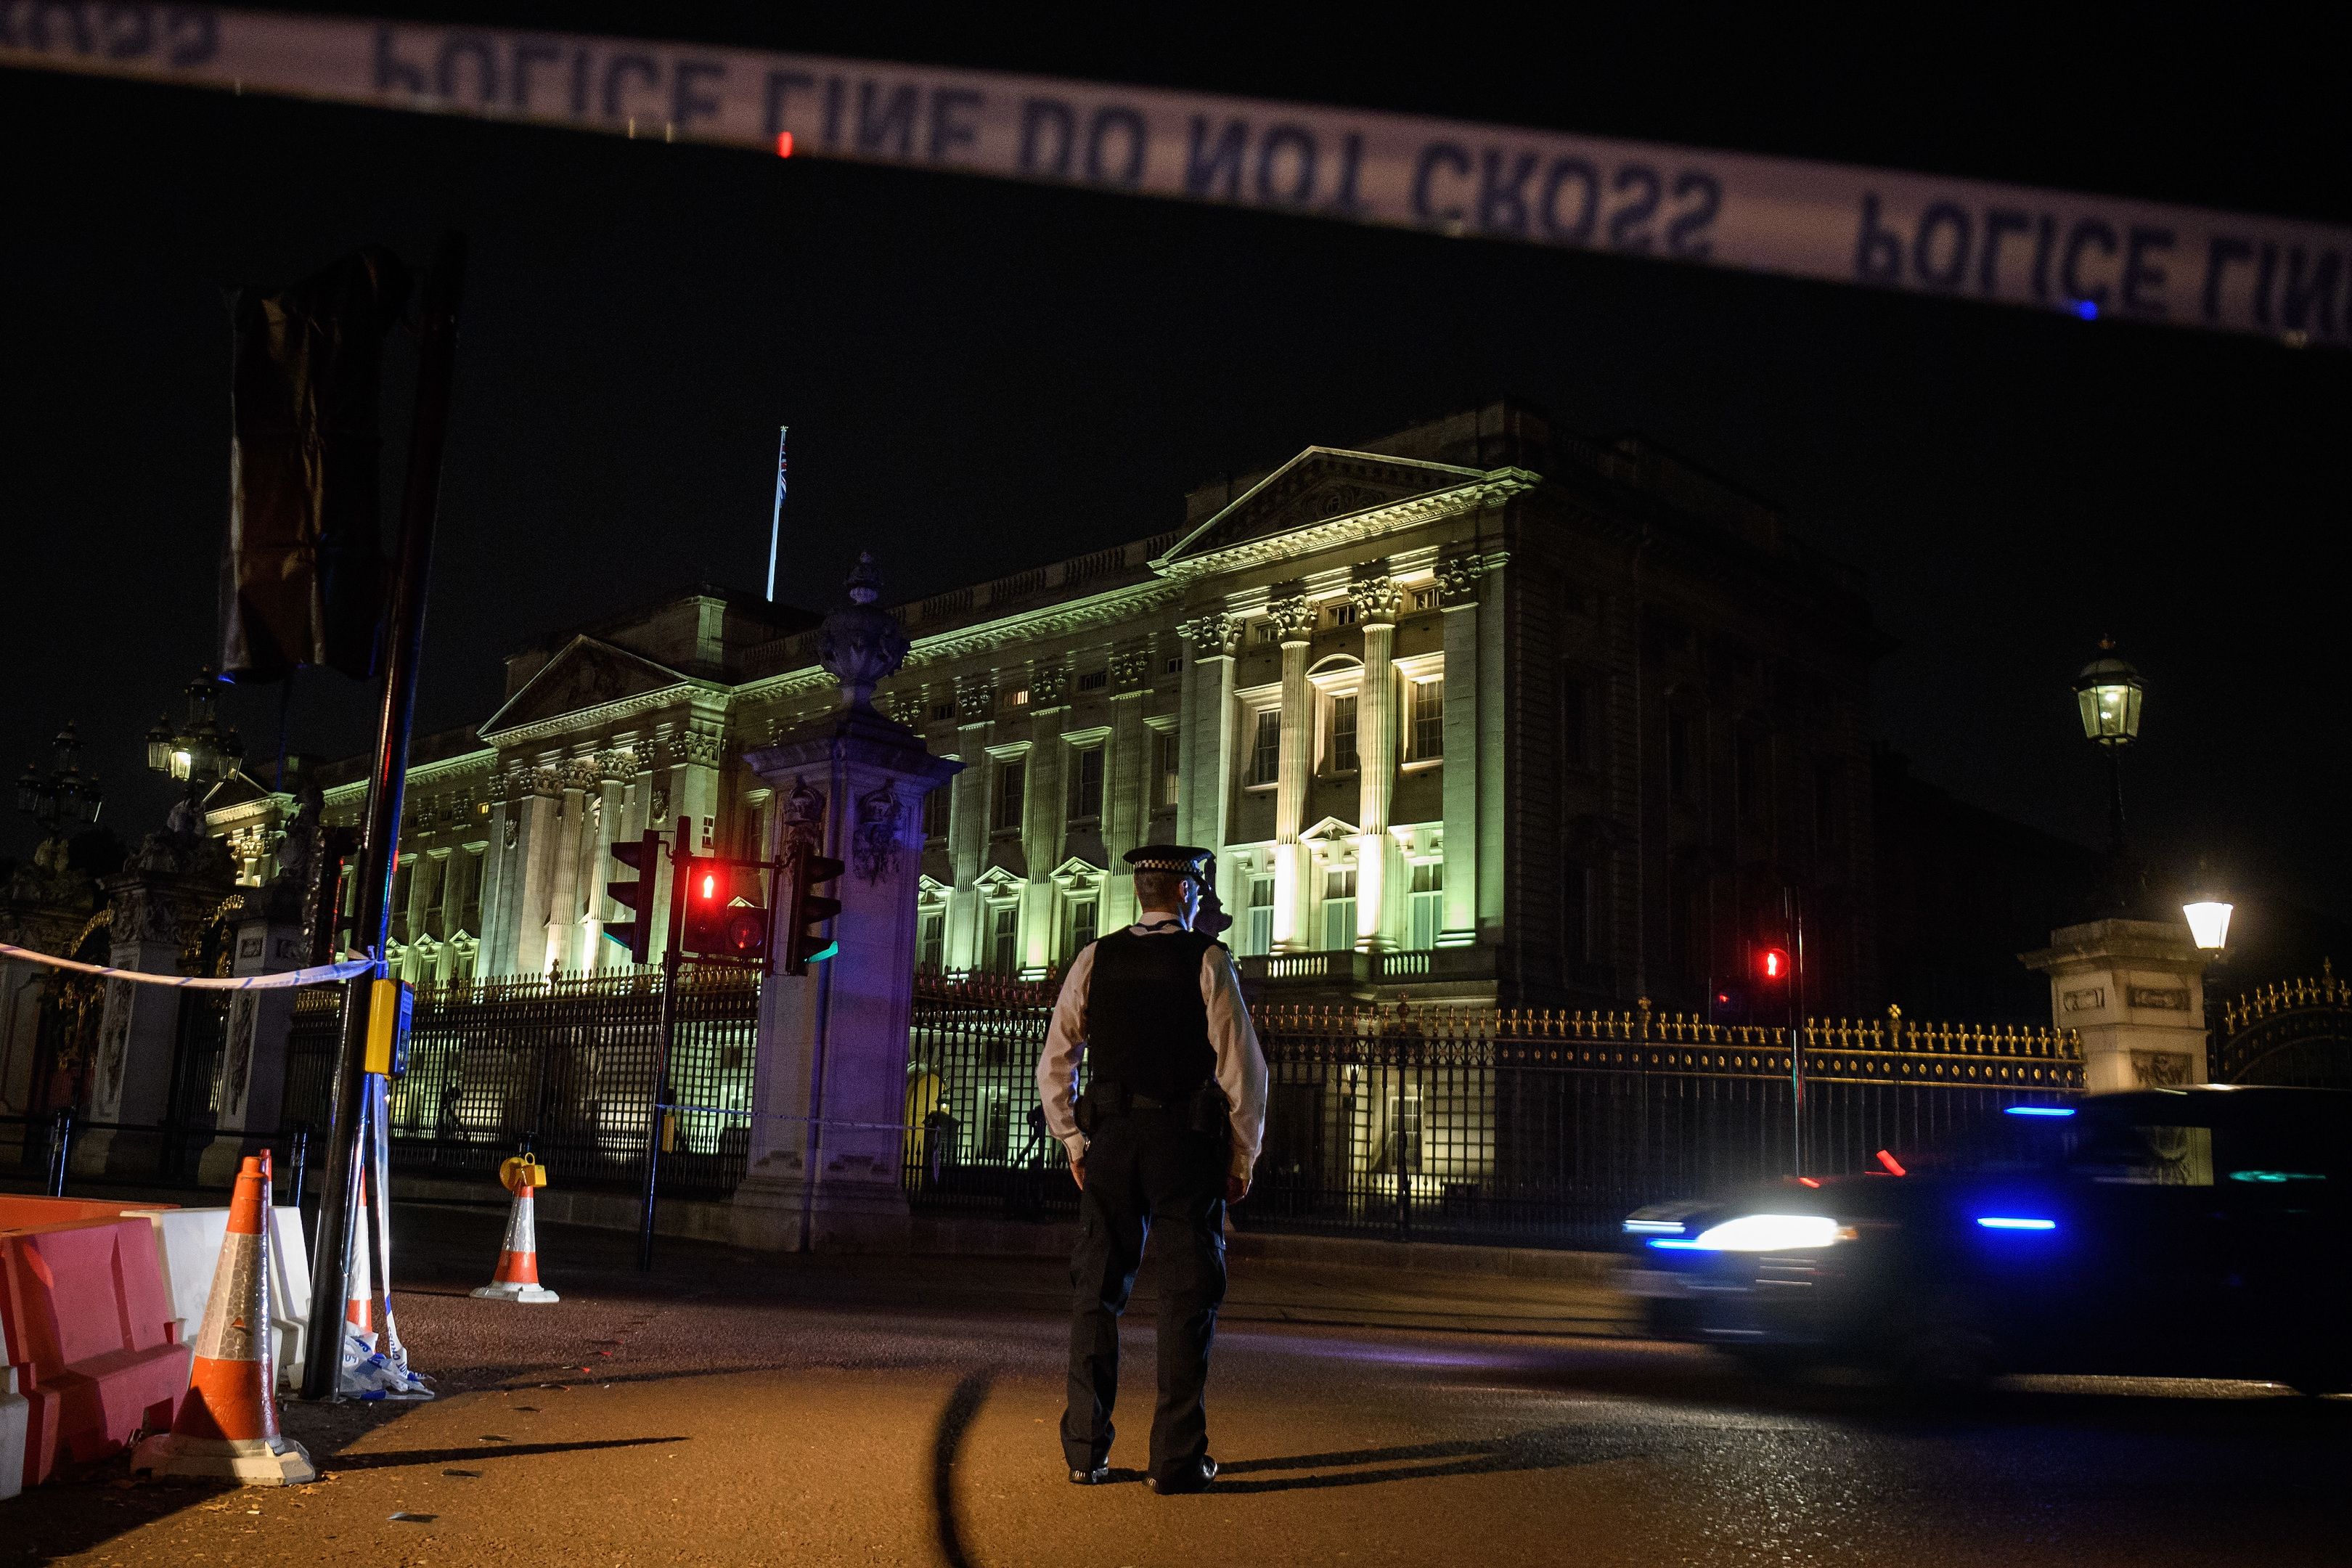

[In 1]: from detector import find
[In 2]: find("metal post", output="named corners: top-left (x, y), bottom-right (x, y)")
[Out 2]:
top-left (288, 1122), bottom-right (310, 1236)
top-left (638, 817), bottom-right (690, 1273)
top-left (1789, 888), bottom-right (1808, 1180)
top-left (45, 1109), bottom-right (70, 1197)
top-left (2104, 745), bottom-right (2128, 855)
top-left (301, 232), bottom-right (467, 1402)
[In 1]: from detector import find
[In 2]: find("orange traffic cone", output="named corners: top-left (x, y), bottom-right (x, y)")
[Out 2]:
top-left (470, 1155), bottom-right (559, 1303)
top-left (346, 1170), bottom-right (374, 1333)
top-left (133, 1156), bottom-right (317, 1485)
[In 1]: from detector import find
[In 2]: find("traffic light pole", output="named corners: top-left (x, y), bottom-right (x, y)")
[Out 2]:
top-left (300, 232), bottom-right (465, 1403)
top-left (1787, 886), bottom-right (1808, 1180)
top-left (638, 817), bottom-right (690, 1273)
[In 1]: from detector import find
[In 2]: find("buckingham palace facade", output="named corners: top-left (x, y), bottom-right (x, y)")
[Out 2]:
top-left (213, 399), bottom-right (1889, 1016)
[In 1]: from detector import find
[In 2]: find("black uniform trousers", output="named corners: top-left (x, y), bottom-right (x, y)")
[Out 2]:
top-left (1061, 1107), bottom-right (1228, 1480)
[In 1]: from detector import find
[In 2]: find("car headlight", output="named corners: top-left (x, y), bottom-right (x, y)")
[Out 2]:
top-left (1688, 1214), bottom-right (1845, 1251)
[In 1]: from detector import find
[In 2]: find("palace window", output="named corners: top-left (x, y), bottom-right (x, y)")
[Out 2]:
top-left (1408, 861), bottom-right (1444, 951)
top-left (1079, 669), bottom-right (1108, 690)
top-left (1068, 897), bottom-right (1098, 952)
top-left (919, 910), bottom-right (945, 971)
top-left (1328, 601), bottom-right (1358, 627)
top-left (1247, 709), bottom-right (1282, 786)
top-left (923, 780), bottom-right (951, 840)
top-left (1409, 677), bottom-right (1445, 760)
top-left (990, 904), bottom-right (1020, 973)
top-left (1323, 867), bottom-right (1357, 952)
top-left (931, 701), bottom-right (955, 721)
top-left (992, 760), bottom-right (1026, 831)
top-left (1153, 730), bottom-right (1180, 808)
top-left (1412, 588), bottom-right (1438, 612)
top-left (1328, 695), bottom-right (1359, 773)
top-left (1243, 875), bottom-right (1274, 957)
top-left (1254, 621), bottom-right (1281, 644)
top-left (458, 849), bottom-right (484, 934)
top-left (1385, 1091), bottom-right (1423, 1173)
top-left (1066, 746), bottom-right (1104, 820)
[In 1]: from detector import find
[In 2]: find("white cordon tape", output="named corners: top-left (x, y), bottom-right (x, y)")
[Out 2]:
top-left (0, 941), bottom-right (373, 989)
top-left (2, 7), bottom-right (2347, 345)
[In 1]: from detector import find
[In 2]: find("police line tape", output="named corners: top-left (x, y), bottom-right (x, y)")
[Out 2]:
top-left (0, 939), bottom-right (375, 989)
top-left (5, 5), bottom-right (2348, 346)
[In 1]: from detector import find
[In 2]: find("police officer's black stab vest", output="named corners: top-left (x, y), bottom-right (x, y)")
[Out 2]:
top-left (1084, 928), bottom-right (1219, 1103)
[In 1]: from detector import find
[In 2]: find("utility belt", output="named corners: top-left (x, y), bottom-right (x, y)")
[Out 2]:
top-left (1076, 1078), bottom-right (1230, 1143)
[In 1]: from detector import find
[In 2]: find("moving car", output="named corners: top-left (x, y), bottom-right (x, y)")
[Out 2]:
top-left (1621, 1085), bottom-right (2351, 1389)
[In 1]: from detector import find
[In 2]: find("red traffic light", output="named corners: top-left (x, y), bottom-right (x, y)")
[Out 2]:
top-left (1758, 947), bottom-right (1791, 981)
top-left (679, 857), bottom-right (771, 964)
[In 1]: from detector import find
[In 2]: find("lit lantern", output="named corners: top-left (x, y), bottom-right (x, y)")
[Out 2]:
top-left (2183, 900), bottom-right (2234, 950)
top-left (2073, 640), bottom-right (2144, 747)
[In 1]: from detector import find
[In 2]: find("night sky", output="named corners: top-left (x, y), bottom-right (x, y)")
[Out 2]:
top-left (4, 9), bottom-right (2345, 929)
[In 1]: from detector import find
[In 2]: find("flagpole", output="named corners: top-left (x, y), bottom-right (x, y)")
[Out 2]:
top-left (765, 425), bottom-right (787, 601)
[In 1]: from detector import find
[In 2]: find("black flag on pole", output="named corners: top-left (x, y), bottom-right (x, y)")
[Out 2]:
top-left (219, 247), bottom-right (412, 683)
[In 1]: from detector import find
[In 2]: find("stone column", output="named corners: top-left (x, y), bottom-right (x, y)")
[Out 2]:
top-left (732, 555), bottom-right (959, 1253)
top-left (79, 867), bottom-right (229, 1177)
top-left (1180, 613), bottom-right (1240, 895)
top-left (1437, 553), bottom-right (1485, 947)
top-left (1351, 575), bottom-right (1402, 950)
top-left (947, 686), bottom-right (991, 973)
top-left (1269, 595), bottom-right (1316, 952)
top-left (1023, 666), bottom-right (1070, 973)
top-left (515, 764), bottom-right (561, 976)
top-left (1477, 550), bottom-right (1509, 942)
top-left (2020, 918), bottom-right (2211, 1092)
top-left (1104, 648), bottom-right (1153, 931)
top-left (587, 766), bottom-right (625, 963)
top-left (544, 758), bottom-right (591, 975)
top-left (197, 906), bottom-right (307, 1185)
top-left (478, 782), bottom-right (513, 975)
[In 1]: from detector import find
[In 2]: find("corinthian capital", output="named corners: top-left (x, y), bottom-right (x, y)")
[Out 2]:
top-left (1267, 596), bottom-right (1316, 645)
top-left (1349, 575), bottom-right (1404, 626)
top-left (1180, 612), bottom-right (1241, 658)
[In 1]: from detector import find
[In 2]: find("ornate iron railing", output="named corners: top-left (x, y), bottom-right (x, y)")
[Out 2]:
top-left (283, 965), bottom-right (761, 1197)
top-left (2214, 960), bottom-right (2349, 1087)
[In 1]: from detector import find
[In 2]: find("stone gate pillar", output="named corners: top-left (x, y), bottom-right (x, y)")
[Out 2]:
top-left (78, 832), bottom-right (234, 1177)
top-left (2020, 918), bottom-right (2210, 1092)
top-left (197, 905), bottom-right (309, 1185)
top-left (730, 556), bottom-right (960, 1253)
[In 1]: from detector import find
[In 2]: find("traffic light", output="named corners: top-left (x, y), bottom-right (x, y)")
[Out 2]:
top-left (679, 857), bottom-right (772, 964)
top-left (603, 829), bottom-right (663, 964)
top-left (1757, 946), bottom-right (1792, 983)
top-left (779, 838), bottom-right (845, 975)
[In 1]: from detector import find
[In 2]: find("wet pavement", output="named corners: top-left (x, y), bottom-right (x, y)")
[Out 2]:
top-left (12, 1202), bottom-right (2351, 1565)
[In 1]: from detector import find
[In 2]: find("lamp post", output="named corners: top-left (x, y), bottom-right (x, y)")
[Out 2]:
top-left (2072, 637), bottom-right (2144, 855)
top-left (144, 670), bottom-right (245, 809)
top-left (15, 720), bottom-right (104, 839)
top-left (2184, 867), bottom-right (2235, 1071)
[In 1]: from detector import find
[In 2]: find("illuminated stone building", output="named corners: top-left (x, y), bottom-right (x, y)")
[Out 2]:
top-left (211, 399), bottom-right (1890, 1015)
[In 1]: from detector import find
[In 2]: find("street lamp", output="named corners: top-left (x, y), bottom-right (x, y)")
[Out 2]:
top-left (15, 720), bottom-right (103, 837)
top-left (2184, 862), bottom-right (2234, 952)
top-left (146, 669), bottom-right (244, 805)
top-left (2073, 637), bottom-right (2143, 855)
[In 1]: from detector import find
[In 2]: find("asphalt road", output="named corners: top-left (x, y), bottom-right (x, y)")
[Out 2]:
top-left (15, 1204), bottom-right (2351, 1567)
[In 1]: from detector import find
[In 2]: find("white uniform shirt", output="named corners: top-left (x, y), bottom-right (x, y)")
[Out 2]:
top-left (1034, 912), bottom-right (1270, 1181)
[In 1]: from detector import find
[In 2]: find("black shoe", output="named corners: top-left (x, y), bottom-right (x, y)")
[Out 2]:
top-left (1146, 1457), bottom-right (1217, 1495)
top-left (1068, 1463), bottom-right (1110, 1485)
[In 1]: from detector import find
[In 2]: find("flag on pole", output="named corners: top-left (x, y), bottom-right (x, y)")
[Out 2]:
top-left (218, 248), bottom-right (411, 683)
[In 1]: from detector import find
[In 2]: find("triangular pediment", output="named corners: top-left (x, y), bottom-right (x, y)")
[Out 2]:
top-left (1161, 448), bottom-right (1485, 564)
top-left (1302, 816), bottom-right (1363, 841)
top-left (481, 637), bottom-right (698, 738)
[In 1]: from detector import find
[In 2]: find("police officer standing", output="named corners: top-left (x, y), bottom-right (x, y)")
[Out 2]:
top-left (1037, 845), bottom-right (1268, 1494)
